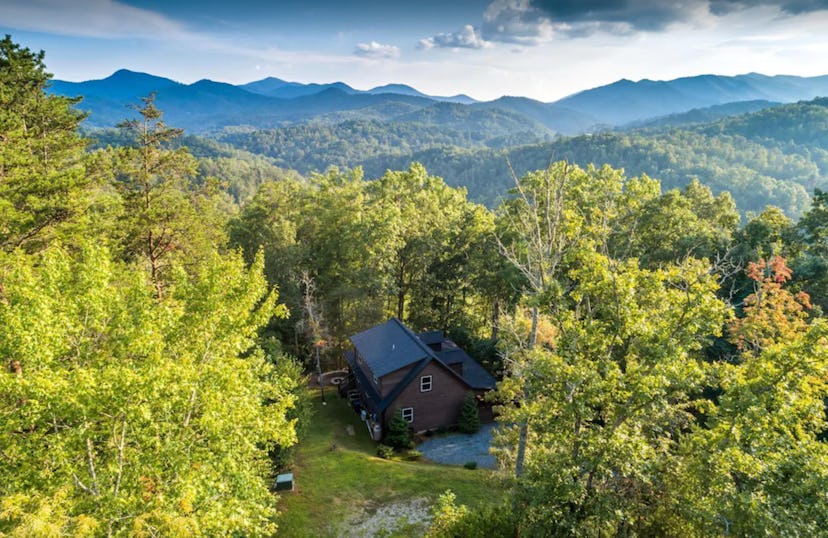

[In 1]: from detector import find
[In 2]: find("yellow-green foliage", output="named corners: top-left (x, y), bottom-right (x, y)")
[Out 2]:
top-left (0, 244), bottom-right (299, 537)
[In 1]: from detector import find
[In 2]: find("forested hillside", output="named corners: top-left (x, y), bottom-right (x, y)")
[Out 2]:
top-left (50, 67), bottom-right (828, 217)
top-left (211, 115), bottom-right (549, 174)
top-left (219, 98), bottom-right (826, 216)
top-left (5, 36), bottom-right (828, 537)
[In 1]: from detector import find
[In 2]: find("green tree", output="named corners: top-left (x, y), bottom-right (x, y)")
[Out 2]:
top-left (228, 176), bottom-right (306, 337)
top-left (385, 409), bottom-right (412, 450)
top-left (493, 162), bottom-right (746, 534)
top-left (406, 200), bottom-right (496, 335)
top-left (301, 167), bottom-right (387, 342)
top-left (228, 167), bottom-right (387, 355)
top-left (793, 189), bottom-right (828, 313)
top-left (427, 492), bottom-right (517, 538)
top-left (0, 35), bottom-right (90, 252)
top-left (112, 95), bottom-right (223, 298)
top-left (618, 179), bottom-right (738, 266)
top-left (368, 163), bottom-right (475, 323)
top-left (0, 243), bottom-right (298, 536)
top-left (675, 321), bottom-right (828, 536)
top-left (496, 257), bottom-right (729, 536)
top-left (495, 161), bottom-right (626, 477)
top-left (427, 490), bottom-right (469, 538)
top-left (457, 392), bottom-right (480, 434)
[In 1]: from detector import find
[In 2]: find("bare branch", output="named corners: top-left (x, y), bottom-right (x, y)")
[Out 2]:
top-left (86, 437), bottom-right (100, 496)
top-left (113, 419), bottom-right (127, 498)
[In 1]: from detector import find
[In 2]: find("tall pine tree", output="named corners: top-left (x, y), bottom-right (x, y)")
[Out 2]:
top-left (0, 35), bottom-right (90, 252)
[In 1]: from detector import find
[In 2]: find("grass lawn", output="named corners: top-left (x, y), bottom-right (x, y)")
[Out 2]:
top-left (275, 390), bottom-right (509, 537)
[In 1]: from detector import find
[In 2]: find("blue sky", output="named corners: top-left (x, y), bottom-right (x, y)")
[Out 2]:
top-left (2, 0), bottom-right (827, 101)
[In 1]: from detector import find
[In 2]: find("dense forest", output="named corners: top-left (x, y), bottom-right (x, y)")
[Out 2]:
top-left (212, 98), bottom-right (828, 217)
top-left (3, 36), bottom-right (828, 536)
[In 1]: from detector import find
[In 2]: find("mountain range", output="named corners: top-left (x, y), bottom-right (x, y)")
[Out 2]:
top-left (50, 70), bottom-right (828, 136)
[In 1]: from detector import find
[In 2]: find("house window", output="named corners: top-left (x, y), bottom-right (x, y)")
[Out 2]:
top-left (401, 407), bottom-right (414, 423)
top-left (420, 375), bottom-right (433, 392)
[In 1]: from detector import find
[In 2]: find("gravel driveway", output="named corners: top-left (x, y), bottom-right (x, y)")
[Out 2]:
top-left (416, 423), bottom-right (498, 469)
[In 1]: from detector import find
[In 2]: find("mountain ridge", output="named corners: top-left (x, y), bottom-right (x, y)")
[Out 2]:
top-left (48, 70), bottom-right (828, 135)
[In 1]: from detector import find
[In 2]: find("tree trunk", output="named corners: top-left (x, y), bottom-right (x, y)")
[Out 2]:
top-left (514, 304), bottom-right (538, 477)
top-left (491, 299), bottom-right (500, 341)
top-left (397, 290), bottom-right (405, 321)
top-left (514, 393), bottom-right (530, 477)
top-left (396, 268), bottom-right (406, 321)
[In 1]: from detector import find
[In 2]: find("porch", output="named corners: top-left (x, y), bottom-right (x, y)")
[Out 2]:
top-left (337, 368), bottom-right (383, 441)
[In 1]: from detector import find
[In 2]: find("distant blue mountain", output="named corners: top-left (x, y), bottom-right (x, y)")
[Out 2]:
top-left (50, 69), bottom-right (180, 101)
top-left (365, 83), bottom-right (477, 104)
top-left (241, 81), bottom-right (357, 99)
top-left (49, 70), bottom-right (436, 131)
top-left (48, 70), bottom-right (828, 135)
top-left (557, 73), bottom-right (828, 125)
top-left (239, 78), bottom-right (476, 103)
top-left (236, 76), bottom-right (290, 95)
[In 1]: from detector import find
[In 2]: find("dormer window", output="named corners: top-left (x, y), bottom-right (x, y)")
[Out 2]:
top-left (420, 375), bottom-right (432, 392)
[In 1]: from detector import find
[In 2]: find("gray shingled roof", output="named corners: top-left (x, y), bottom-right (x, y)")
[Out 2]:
top-left (423, 333), bottom-right (497, 390)
top-left (349, 318), bottom-right (497, 393)
top-left (417, 330), bottom-right (444, 346)
top-left (434, 348), bottom-right (497, 390)
top-left (350, 318), bottom-right (433, 378)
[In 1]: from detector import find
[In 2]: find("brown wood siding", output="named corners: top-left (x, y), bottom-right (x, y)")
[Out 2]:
top-left (387, 360), bottom-right (468, 432)
top-left (379, 364), bottom-right (415, 398)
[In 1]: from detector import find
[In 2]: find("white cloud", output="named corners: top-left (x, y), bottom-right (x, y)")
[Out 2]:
top-left (354, 41), bottom-right (400, 59)
top-left (419, 24), bottom-right (490, 50)
top-left (0, 0), bottom-right (365, 81)
top-left (481, 0), bottom-right (559, 45)
top-left (0, 0), bottom-right (187, 40)
top-left (417, 0), bottom-right (572, 51)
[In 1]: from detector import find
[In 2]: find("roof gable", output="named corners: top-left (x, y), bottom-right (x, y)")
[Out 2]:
top-left (346, 351), bottom-right (470, 413)
top-left (348, 318), bottom-right (497, 407)
top-left (434, 348), bottom-right (496, 389)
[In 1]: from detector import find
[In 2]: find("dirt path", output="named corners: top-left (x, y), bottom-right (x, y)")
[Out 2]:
top-left (342, 498), bottom-right (432, 537)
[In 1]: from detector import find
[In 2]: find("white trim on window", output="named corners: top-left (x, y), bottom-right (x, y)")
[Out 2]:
top-left (420, 375), bottom-right (432, 392)
top-left (401, 407), bottom-right (414, 423)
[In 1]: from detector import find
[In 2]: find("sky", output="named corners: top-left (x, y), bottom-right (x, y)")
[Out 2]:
top-left (2, 0), bottom-right (828, 101)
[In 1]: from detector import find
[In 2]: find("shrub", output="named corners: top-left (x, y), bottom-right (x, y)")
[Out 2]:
top-left (463, 461), bottom-right (478, 470)
top-left (403, 449), bottom-right (423, 461)
top-left (376, 444), bottom-right (394, 459)
top-left (445, 504), bottom-right (518, 537)
top-left (427, 493), bottom-right (518, 538)
top-left (385, 408), bottom-right (412, 450)
top-left (427, 490), bottom-right (469, 538)
top-left (457, 392), bottom-right (480, 434)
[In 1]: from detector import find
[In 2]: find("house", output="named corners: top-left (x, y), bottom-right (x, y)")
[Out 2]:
top-left (341, 318), bottom-right (496, 439)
